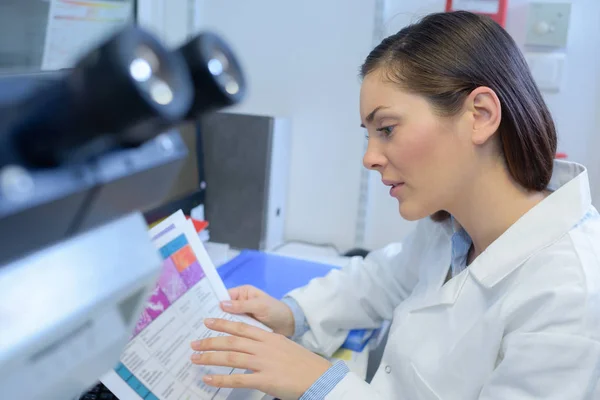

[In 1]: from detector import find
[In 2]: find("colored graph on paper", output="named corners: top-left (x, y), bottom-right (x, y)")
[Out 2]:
top-left (109, 227), bottom-right (239, 400)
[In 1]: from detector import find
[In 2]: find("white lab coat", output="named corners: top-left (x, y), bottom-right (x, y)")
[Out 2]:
top-left (288, 160), bottom-right (600, 400)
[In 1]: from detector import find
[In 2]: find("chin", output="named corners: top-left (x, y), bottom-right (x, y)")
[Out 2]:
top-left (398, 201), bottom-right (429, 221)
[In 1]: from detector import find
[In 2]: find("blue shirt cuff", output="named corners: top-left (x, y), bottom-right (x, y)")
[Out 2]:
top-left (281, 296), bottom-right (310, 340)
top-left (300, 361), bottom-right (350, 400)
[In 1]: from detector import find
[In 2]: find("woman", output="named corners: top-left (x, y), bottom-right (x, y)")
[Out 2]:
top-left (190, 11), bottom-right (600, 399)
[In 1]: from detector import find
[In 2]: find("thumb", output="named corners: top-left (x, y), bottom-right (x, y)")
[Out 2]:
top-left (221, 299), bottom-right (266, 316)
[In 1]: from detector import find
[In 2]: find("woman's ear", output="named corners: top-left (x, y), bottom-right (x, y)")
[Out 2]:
top-left (466, 87), bottom-right (502, 145)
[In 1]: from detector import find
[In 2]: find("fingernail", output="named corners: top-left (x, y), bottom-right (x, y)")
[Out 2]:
top-left (204, 318), bottom-right (215, 326)
top-left (203, 376), bottom-right (213, 383)
top-left (221, 301), bottom-right (233, 308)
top-left (191, 353), bottom-right (203, 364)
top-left (190, 340), bottom-right (200, 349)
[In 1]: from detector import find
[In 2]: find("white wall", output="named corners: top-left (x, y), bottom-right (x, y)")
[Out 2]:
top-left (364, 0), bottom-right (600, 249)
top-left (592, 66), bottom-right (600, 207)
top-left (195, 0), bottom-right (376, 252)
top-left (137, 0), bottom-right (189, 46)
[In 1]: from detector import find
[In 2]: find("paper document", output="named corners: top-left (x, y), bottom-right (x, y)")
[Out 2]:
top-left (102, 211), bottom-right (266, 400)
top-left (42, 0), bottom-right (132, 70)
top-left (450, 0), bottom-right (500, 14)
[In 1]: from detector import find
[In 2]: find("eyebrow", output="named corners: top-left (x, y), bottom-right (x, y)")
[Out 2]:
top-left (360, 106), bottom-right (390, 128)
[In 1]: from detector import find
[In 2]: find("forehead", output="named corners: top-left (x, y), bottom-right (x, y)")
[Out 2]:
top-left (360, 73), bottom-right (420, 118)
top-left (360, 72), bottom-right (435, 123)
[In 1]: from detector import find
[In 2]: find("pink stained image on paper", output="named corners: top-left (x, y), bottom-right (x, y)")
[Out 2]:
top-left (146, 285), bottom-right (171, 320)
top-left (132, 308), bottom-right (152, 336)
top-left (158, 258), bottom-right (189, 302)
top-left (179, 261), bottom-right (206, 287)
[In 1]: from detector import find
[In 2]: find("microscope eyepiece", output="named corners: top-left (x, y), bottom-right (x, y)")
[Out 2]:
top-left (1, 27), bottom-right (247, 168)
top-left (178, 32), bottom-right (246, 118)
top-left (11, 26), bottom-right (194, 167)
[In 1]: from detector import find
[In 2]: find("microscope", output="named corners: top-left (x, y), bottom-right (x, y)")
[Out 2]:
top-left (0, 26), bottom-right (245, 400)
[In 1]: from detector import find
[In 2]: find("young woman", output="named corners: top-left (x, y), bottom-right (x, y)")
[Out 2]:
top-left (190, 11), bottom-right (600, 399)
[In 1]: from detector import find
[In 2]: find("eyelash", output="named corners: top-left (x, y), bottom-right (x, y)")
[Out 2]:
top-left (364, 125), bottom-right (396, 140)
top-left (377, 126), bottom-right (395, 136)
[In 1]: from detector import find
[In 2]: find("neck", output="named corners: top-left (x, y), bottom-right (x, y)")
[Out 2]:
top-left (448, 162), bottom-right (548, 258)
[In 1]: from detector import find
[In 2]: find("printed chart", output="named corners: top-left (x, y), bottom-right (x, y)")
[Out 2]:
top-left (102, 212), bottom-right (254, 400)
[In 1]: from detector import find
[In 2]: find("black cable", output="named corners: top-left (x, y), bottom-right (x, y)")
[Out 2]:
top-left (64, 184), bottom-right (101, 238)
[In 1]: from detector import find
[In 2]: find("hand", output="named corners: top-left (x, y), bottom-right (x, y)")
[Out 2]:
top-left (221, 285), bottom-right (295, 337)
top-left (191, 318), bottom-right (332, 400)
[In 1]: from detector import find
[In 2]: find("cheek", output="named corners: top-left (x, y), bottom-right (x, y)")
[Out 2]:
top-left (387, 123), bottom-right (445, 176)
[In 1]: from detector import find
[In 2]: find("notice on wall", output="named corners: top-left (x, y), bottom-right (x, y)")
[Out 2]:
top-left (449, 0), bottom-right (500, 14)
top-left (41, 0), bottom-right (132, 70)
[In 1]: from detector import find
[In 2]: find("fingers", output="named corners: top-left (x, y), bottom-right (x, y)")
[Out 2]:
top-left (202, 372), bottom-right (261, 389)
top-left (220, 299), bottom-right (267, 316)
top-left (228, 287), bottom-right (243, 301)
top-left (191, 334), bottom-right (260, 354)
top-left (228, 285), bottom-right (263, 301)
top-left (191, 351), bottom-right (256, 370)
top-left (204, 318), bottom-right (267, 341)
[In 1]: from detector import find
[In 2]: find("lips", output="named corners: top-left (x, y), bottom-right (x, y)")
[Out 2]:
top-left (382, 179), bottom-right (404, 187)
top-left (382, 179), bottom-right (405, 198)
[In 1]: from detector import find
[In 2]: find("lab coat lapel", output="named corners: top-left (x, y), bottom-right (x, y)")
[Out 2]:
top-left (413, 271), bottom-right (469, 310)
top-left (469, 161), bottom-right (591, 288)
top-left (409, 229), bottom-right (467, 311)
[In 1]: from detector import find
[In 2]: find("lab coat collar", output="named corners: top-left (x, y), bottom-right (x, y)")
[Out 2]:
top-left (467, 160), bottom-right (591, 288)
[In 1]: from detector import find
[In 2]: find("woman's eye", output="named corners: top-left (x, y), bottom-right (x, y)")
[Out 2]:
top-left (376, 126), bottom-right (395, 137)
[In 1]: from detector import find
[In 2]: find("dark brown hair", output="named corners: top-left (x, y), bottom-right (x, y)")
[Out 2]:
top-left (361, 11), bottom-right (557, 221)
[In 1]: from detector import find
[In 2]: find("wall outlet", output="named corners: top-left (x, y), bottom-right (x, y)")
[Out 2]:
top-left (525, 52), bottom-right (566, 92)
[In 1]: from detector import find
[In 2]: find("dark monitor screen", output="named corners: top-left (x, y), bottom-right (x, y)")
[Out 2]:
top-left (143, 121), bottom-right (206, 224)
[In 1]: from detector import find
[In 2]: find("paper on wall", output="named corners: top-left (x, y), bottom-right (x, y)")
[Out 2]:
top-left (449, 0), bottom-right (499, 14)
top-left (42, 0), bottom-right (132, 71)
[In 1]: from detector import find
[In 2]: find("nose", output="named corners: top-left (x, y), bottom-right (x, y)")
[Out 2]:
top-left (363, 139), bottom-right (387, 172)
